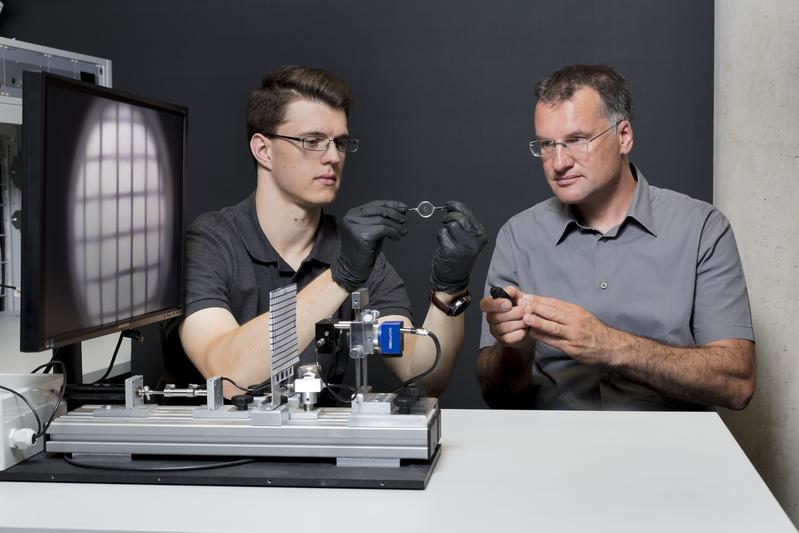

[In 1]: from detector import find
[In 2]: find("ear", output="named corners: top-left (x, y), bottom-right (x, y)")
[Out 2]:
top-left (250, 133), bottom-right (273, 171)
top-left (617, 120), bottom-right (634, 156)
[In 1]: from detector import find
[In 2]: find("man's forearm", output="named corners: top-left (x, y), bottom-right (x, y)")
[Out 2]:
top-left (201, 269), bottom-right (348, 397)
top-left (383, 293), bottom-right (466, 396)
top-left (607, 331), bottom-right (755, 410)
top-left (475, 343), bottom-right (535, 408)
top-left (408, 301), bottom-right (465, 396)
top-left (522, 295), bottom-right (755, 410)
top-left (294, 269), bottom-right (350, 359)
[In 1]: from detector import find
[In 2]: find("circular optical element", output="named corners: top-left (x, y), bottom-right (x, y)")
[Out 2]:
top-left (409, 201), bottom-right (444, 218)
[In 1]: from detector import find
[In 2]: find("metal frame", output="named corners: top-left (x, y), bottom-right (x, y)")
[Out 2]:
top-left (45, 394), bottom-right (440, 462)
top-left (0, 37), bottom-right (112, 125)
top-left (0, 37), bottom-right (111, 313)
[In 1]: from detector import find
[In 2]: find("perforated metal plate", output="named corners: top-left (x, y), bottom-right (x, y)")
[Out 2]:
top-left (268, 284), bottom-right (299, 408)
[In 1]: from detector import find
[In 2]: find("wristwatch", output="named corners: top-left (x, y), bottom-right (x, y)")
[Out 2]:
top-left (430, 288), bottom-right (472, 317)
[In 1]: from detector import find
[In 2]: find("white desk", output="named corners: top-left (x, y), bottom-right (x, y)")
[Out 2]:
top-left (0, 409), bottom-right (794, 533)
top-left (0, 311), bottom-right (130, 382)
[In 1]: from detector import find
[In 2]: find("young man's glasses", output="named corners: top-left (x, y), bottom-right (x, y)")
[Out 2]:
top-left (267, 133), bottom-right (359, 154)
top-left (529, 121), bottom-right (619, 158)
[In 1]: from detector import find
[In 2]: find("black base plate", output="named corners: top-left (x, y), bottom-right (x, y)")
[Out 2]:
top-left (0, 446), bottom-right (440, 490)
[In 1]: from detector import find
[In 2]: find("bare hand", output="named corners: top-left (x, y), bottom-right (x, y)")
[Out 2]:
top-left (480, 285), bottom-right (535, 351)
top-left (523, 295), bottom-right (621, 366)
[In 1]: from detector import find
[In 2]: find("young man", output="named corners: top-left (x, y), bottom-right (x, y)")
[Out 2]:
top-left (172, 66), bottom-right (485, 399)
top-left (476, 65), bottom-right (755, 411)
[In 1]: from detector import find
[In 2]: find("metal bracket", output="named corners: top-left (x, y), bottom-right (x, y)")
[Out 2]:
top-left (124, 375), bottom-right (144, 409)
top-left (205, 377), bottom-right (223, 410)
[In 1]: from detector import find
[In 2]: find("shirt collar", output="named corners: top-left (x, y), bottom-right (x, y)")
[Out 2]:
top-left (235, 192), bottom-right (279, 263)
top-left (625, 165), bottom-right (657, 237)
top-left (234, 192), bottom-right (339, 266)
top-left (553, 163), bottom-right (658, 244)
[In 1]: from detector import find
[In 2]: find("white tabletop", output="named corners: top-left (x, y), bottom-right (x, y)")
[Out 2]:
top-left (0, 409), bottom-right (794, 533)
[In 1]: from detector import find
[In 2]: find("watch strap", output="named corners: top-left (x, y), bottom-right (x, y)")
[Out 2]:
top-left (429, 288), bottom-right (471, 317)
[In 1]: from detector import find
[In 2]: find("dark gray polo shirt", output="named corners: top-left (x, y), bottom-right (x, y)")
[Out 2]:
top-left (479, 164), bottom-right (753, 411)
top-left (164, 192), bottom-right (413, 391)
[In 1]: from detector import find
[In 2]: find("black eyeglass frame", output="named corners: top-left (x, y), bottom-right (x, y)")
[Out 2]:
top-left (266, 133), bottom-right (359, 154)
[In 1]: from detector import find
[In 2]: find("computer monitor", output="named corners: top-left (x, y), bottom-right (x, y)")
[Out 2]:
top-left (20, 71), bottom-right (186, 382)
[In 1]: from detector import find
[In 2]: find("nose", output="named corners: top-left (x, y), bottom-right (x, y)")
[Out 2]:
top-left (552, 143), bottom-right (574, 173)
top-left (320, 140), bottom-right (341, 165)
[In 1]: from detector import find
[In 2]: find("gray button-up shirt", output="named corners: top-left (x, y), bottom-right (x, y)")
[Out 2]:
top-left (480, 165), bottom-right (753, 410)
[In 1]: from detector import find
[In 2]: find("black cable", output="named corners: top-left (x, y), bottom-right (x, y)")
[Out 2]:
top-left (241, 379), bottom-right (272, 396)
top-left (63, 454), bottom-right (254, 472)
top-left (314, 349), bottom-right (357, 404)
top-left (0, 283), bottom-right (19, 292)
top-left (221, 377), bottom-right (274, 395)
top-left (93, 332), bottom-right (124, 383)
top-left (323, 382), bottom-right (357, 404)
top-left (0, 384), bottom-right (42, 439)
top-left (0, 359), bottom-right (68, 444)
top-left (389, 329), bottom-right (442, 394)
top-left (30, 360), bottom-right (67, 438)
top-left (93, 330), bottom-right (143, 384)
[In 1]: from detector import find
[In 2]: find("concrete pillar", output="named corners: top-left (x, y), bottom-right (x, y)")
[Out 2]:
top-left (715, 0), bottom-right (799, 524)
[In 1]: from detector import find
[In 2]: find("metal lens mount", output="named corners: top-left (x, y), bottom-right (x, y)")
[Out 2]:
top-left (411, 201), bottom-right (443, 218)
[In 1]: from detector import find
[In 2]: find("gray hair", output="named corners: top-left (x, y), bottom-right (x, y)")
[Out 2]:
top-left (535, 65), bottom-right (633, 124)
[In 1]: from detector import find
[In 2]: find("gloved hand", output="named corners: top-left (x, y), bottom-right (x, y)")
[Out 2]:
top-left (331, 200), bottom-right (408, 293)
top-left (431, 201), bottom-right (487, 294)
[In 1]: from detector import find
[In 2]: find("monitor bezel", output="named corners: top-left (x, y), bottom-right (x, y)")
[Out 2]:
top-left (20, 71), bottom-right (187, 352)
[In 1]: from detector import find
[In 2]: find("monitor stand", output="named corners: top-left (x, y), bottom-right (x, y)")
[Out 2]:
top-left (52, 342), bottom-right (82, 385)
top-left (53, 341), bottom-right (130, 408)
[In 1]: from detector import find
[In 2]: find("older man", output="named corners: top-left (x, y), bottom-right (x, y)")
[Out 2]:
top-left (476, 65), bottom-right (754, 410)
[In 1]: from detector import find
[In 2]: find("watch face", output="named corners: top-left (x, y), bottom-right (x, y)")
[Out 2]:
top-left (450, 294), bottom-right (472, 316)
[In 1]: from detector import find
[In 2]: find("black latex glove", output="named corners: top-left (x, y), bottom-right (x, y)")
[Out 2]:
top-left (431, 201), bottom-right (487, 294)
top-left (331, 200), bottom-right (408, 293)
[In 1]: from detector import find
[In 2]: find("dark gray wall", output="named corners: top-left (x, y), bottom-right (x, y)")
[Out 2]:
top-left (1, 0), bottom-right (714, 408)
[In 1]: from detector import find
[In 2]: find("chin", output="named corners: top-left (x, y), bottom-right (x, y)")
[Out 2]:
top-left (308, 193), bottom-right (338, 208)
top-left (550, 187), bottom-right (584, 205)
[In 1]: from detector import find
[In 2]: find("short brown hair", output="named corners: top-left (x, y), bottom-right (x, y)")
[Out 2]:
top-left (246, 66), bottom-right (353, 140)
top-left (535, 65), bottom-right (633, 123)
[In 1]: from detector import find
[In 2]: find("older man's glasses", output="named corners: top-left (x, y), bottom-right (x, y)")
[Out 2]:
top-left (529, 121), bottom-right (619, 158)
top-left (267, 133), bottom-right (359, 154)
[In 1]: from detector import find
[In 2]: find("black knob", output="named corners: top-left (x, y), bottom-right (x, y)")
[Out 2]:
top-left (403, 386), bottom-right (424, 398)
top-left (232, 394), bottom-right (254, 411)
top-left (393, 395), bottom-right (416, 414)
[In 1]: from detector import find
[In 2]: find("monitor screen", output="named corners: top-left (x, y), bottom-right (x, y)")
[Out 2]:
top-left (20, 72), bottom-right (186, 352)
